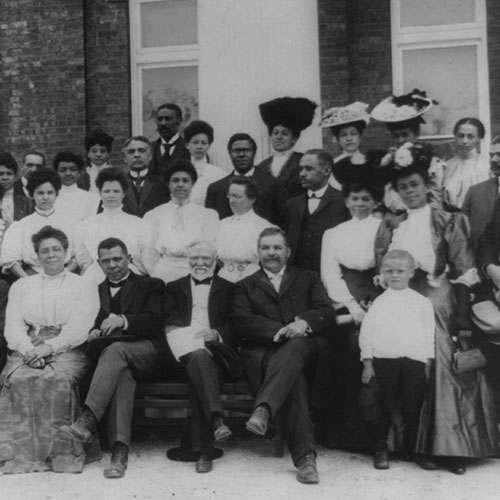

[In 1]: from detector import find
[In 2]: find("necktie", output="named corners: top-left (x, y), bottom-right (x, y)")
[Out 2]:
top-left (193, 277), bottom-right (213, 286)
top-left (163, 140), bottom-right (177, 162)
top-left (108, 279), bottom-right (127, 289)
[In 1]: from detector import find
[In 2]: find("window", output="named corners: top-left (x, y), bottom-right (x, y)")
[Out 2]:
top-left (391, 0), bottom-right (489, 141)
top-left (130, 0), bottom-right (199, 140)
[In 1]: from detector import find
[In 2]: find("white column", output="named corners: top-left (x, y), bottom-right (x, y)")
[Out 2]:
top-left (198, 0), bottom-right (322, 170)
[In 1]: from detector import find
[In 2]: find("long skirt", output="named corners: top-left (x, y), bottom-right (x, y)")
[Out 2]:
top-left (413, 273), bottom-right (499, 457)
top-left (0, 349), bottom-right (95, 473)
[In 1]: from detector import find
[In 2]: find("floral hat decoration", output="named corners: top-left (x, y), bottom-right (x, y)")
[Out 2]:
top-left (387, 141), bottom-right (434, 185)
top-left (370, 89), bottom-right (437, 124)
top-left (320, 101), bottom-right (370, 129)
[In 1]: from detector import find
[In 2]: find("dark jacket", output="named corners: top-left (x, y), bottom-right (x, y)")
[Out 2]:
top-left (149, 137), bottom-right (190, 179)
top-left (122, 173), bottom-right (171, 218)
top-left (256, 151), bottom-right (305, 198)
top-left (205, 169), bottom-right (289, 227)
top-left (0, 192), bottom-right (33, 221)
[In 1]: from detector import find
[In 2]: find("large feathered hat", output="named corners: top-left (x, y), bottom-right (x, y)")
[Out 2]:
top-left (320, 101), bottom-right (370, 130)
top-left (84, 129), bottom-right (114, 152)
top-left (259, 97), bottom-right (317, 137)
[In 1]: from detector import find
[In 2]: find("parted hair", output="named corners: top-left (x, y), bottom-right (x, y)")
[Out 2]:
top-left (32, 225), bottom-right (69, 253)
top-left (26, 167), bottom-right (61, 197)
top-left (95, 166), bottom-right (129, 192)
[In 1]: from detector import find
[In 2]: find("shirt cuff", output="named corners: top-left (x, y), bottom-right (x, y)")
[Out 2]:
top-left (120, 315), bottom-right (129, 331)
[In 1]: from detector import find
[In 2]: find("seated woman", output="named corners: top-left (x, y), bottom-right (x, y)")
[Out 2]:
top-left (75, 167), bottom-right (152, 284)
top-left (0, 226), bottom-right (99, 473)
top-left (144, 160), bottom-right (219, 284)
top-left (216, 177), bottom-right (275, 283)
top-left (52, 150), bottom-right (99, 221)
top-left (257, 96), bottom-right (317, 198)
top-left (0, 167), bottom-right (77, 279)
top-left (320, 102), bottom-right (370, 191)
top-left (377, 142), bottom-right (499, 473)
top-left (184, 120), bottom-right (226, 206)
top-left (0, 152), bottom-right (33, 229)
top-left (443, 117), bottom-right (489, 211)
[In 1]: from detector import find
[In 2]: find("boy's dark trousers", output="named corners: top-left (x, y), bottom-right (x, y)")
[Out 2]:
top-left (372, 357), bottom-right (427, 456)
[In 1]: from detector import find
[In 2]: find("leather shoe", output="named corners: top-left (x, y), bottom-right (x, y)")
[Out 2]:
top-left (103, 442), bottom-right (128, 479)
top-left (374, 441), bottom-right (389, 470)
top-left (195, 454), bottom-right (213, 473)
top-left (246, 405), bottom-right (270, 436)
top-left (416, 454), bottom-right (438, 470)
top-left (296, 451), bottom-right (319, 484)
top-left (60, 408), bottom-right (96, 444)
top-left (214, 423), bottom-right (232, 442)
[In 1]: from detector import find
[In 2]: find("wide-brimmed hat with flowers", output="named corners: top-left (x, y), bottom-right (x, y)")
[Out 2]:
top-left (370, 89), bottom-right (436, 124)
top-left (387, 141), bottom-right (434, 186)
top-left (320, 101), bottom-right (370, 129)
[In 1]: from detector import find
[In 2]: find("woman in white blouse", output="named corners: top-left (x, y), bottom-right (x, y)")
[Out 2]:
top-left (0, 167), bottom-right (77, 278)
top-left (183, 120), bottom-right (226, 206)
top-left (75, 167), bottom-right (152, 284)
top-left (0, 226), bottom-right (99, 473)
top-left (216, 177), bottom-right (275, 282)
top-left (144, 160), bottom-right (219, 284)
top-left (443, 117), bottom-right (490, 211)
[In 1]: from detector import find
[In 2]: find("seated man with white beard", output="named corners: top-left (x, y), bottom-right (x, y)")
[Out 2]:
top-left (164, 240), bottom-right (238, 473)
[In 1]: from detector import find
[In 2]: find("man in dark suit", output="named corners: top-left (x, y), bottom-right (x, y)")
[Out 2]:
top-left (232, 227), bottom-right (335, 484)
top-left (121, 135), bottom-right (170, 217)
top-left (165, 240), bottom-right (236, 473)
top-left (14, 151), bottom-right (45, 198)
top-left (61, 237), bottom-right (167, 479)
top-left (205, 133), bottom-right (288, 227)
top-left (285, 148), bottom-right (348, 273)
top-left (463, 137), bottom-right (500, 251)
top-left (149, 103), bottom-right (190, 178)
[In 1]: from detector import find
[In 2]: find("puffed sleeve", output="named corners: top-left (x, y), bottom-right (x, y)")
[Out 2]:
top-left (74, 219), bottom-right (93, 272)
top-left (142, 210), bottom-right (161, 274)
top-left (45, 277), bottom-right (100, 352)
top-left (0, 220), bottom-right (24, 269)
top-left (202, 208), bottom-right (219, 242)
top-left (135, 217), bottom-right (155, 275)
top-left (4, 280), bottom-right (33, 354)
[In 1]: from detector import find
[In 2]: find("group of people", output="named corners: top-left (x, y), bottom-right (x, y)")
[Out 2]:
top-left (0, 90), bottom-right (499, 484)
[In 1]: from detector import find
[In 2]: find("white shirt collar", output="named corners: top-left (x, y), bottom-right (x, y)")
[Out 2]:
top-left (232, 209), bottom-right (255, 222)
top-left (162, 133), bottom-right (180, 146)
top-left (263, 265), bottom-right (286, 281)
top-left (234, 167), bottom-right (255, 177)
top-left (307, 184), bottom-right (329, 198)
top-left (129, 168), bottom-right (148, 179)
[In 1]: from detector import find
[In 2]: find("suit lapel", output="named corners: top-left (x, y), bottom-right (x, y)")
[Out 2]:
top-left (140, 177), bottom-right (154, 208)
top-left (278, 266), bottom-right (296, 297)
top-left (254, 269), bottom-right (279, 299)
top-left (179, 276), bottom-right (193, 322)
top-left (208, 277), bottom-right (224, 325)
top-left (99, 282), bottom-right (111, 315)
top-left (125, 185), bottom-right (139, 214)
top-left (120, 273), bottom-right (138, 313)
top-left (313, 185), bottom-right (335, 215)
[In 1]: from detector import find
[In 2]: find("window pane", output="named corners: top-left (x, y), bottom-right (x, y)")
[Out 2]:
top-left (142, 66), bottom-right (199, 138)
top-left (141, 0), bottom-right (197, 48)
top-left (402, 45), bottom-right (478, 135)
top-left (400, 0), bottom-right (475, 27)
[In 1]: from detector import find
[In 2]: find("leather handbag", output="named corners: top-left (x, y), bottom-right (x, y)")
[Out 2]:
top-left (452, 337), bottom-right (486, 375)
top-left (205, 341), bottom-right (243, 381)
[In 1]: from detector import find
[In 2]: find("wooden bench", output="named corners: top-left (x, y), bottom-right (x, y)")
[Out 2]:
top-left (133, 381), bottom-right (285, 457)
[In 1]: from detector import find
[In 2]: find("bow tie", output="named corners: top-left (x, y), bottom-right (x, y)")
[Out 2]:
top-left (108, 278), bottom-right (127, 289)
top-left (308, 193), bottom-right (322, 199)
top-left (192, 277), bottom-right (213, 286)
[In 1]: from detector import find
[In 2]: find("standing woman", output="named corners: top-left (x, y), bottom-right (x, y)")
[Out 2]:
top-left (257, 96), bottom-right (317, 198)
top-left (216, 177), bottom-right (275, 283)
top-left (0, 226), bottom-right (99, 473)
top-left (184, 120), bottom-right (226, 206)
top-left (144, 159), bottom-right (219, 284)
top-left (443, 118), bottom-right (489, 211)
top-left (320, 102), bottom-right (370, 191)
top-left (0, 167), bottom-right (77, 279)
top-left (377, 142), bottom-right (499, 473)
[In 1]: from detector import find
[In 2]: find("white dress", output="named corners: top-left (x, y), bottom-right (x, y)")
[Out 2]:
top-left (0, 209), bottom-right (76, 273)
top-left (321, 215), bottom-right (381, 306)
top-left (443, 150), bottom-right (490, 210)
top-left (75, 207), bottom-right (153, 284)
top-left (54, 184), bottom-right (100, 222)
top-left (144, 200), bottom-right (219, 284)
top-left (216, 210), bottom-right (275, 282)
top-left (190, 158), bottom-right (227, 206)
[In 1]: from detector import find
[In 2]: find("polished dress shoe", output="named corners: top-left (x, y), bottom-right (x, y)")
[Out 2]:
top-left (296, 451), bottom-right (319, 484)
top-left (373, 441), bottom-right (389, 470)
top-left (214, 423), bottom-right (232, 442)
top-left (195, 454), bottom-right (213, 473)
top-left (60, 407), bottom-right (96, 444)
top-left (103, 442), bottom-right (129, 479)
top-left (415, 454), bottom-right (438, 470)
top-left (246, 405), bottom-right (270, 436)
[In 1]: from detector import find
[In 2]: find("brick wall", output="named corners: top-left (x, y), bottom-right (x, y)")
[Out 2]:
top-left (0, 0), bottom-right (86, 165)
top-left (318, 0), bottom-right (393, 155)
top-left (487, 0), bottom-right (500, 137)
top-left (84, 0), bottom-right (131, 164)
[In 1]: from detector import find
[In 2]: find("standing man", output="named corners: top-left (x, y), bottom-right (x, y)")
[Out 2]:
top-left (232, 227), bottom-right (335, 484)
top-left (205, 133), bottom-right (288, 227)
top-left (122, 135), bottom-right (170, 217)
top-left (286, 149), bottom-right (347, 273)
top-left (61, 237), bottom-right (168, 479)
top-left (463, 135), bottom-right (500, 251)
top-left (150, 103), bottom-right (190, 178)
top-left (14, 151), bottom-right (45, 198)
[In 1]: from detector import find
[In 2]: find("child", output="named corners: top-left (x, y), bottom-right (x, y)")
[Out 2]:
top-left (359, 249), bottom-right (435, 470)
top-left (80, 129), bottom-right (113, 193)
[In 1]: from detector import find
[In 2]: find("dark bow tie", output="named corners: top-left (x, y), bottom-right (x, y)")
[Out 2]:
top-left (309, 193), bottom-right (322, 199)
top-left (108, 278), bottom-right (127, 289)
top-left (192, 277), bottom-right (213, 286)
